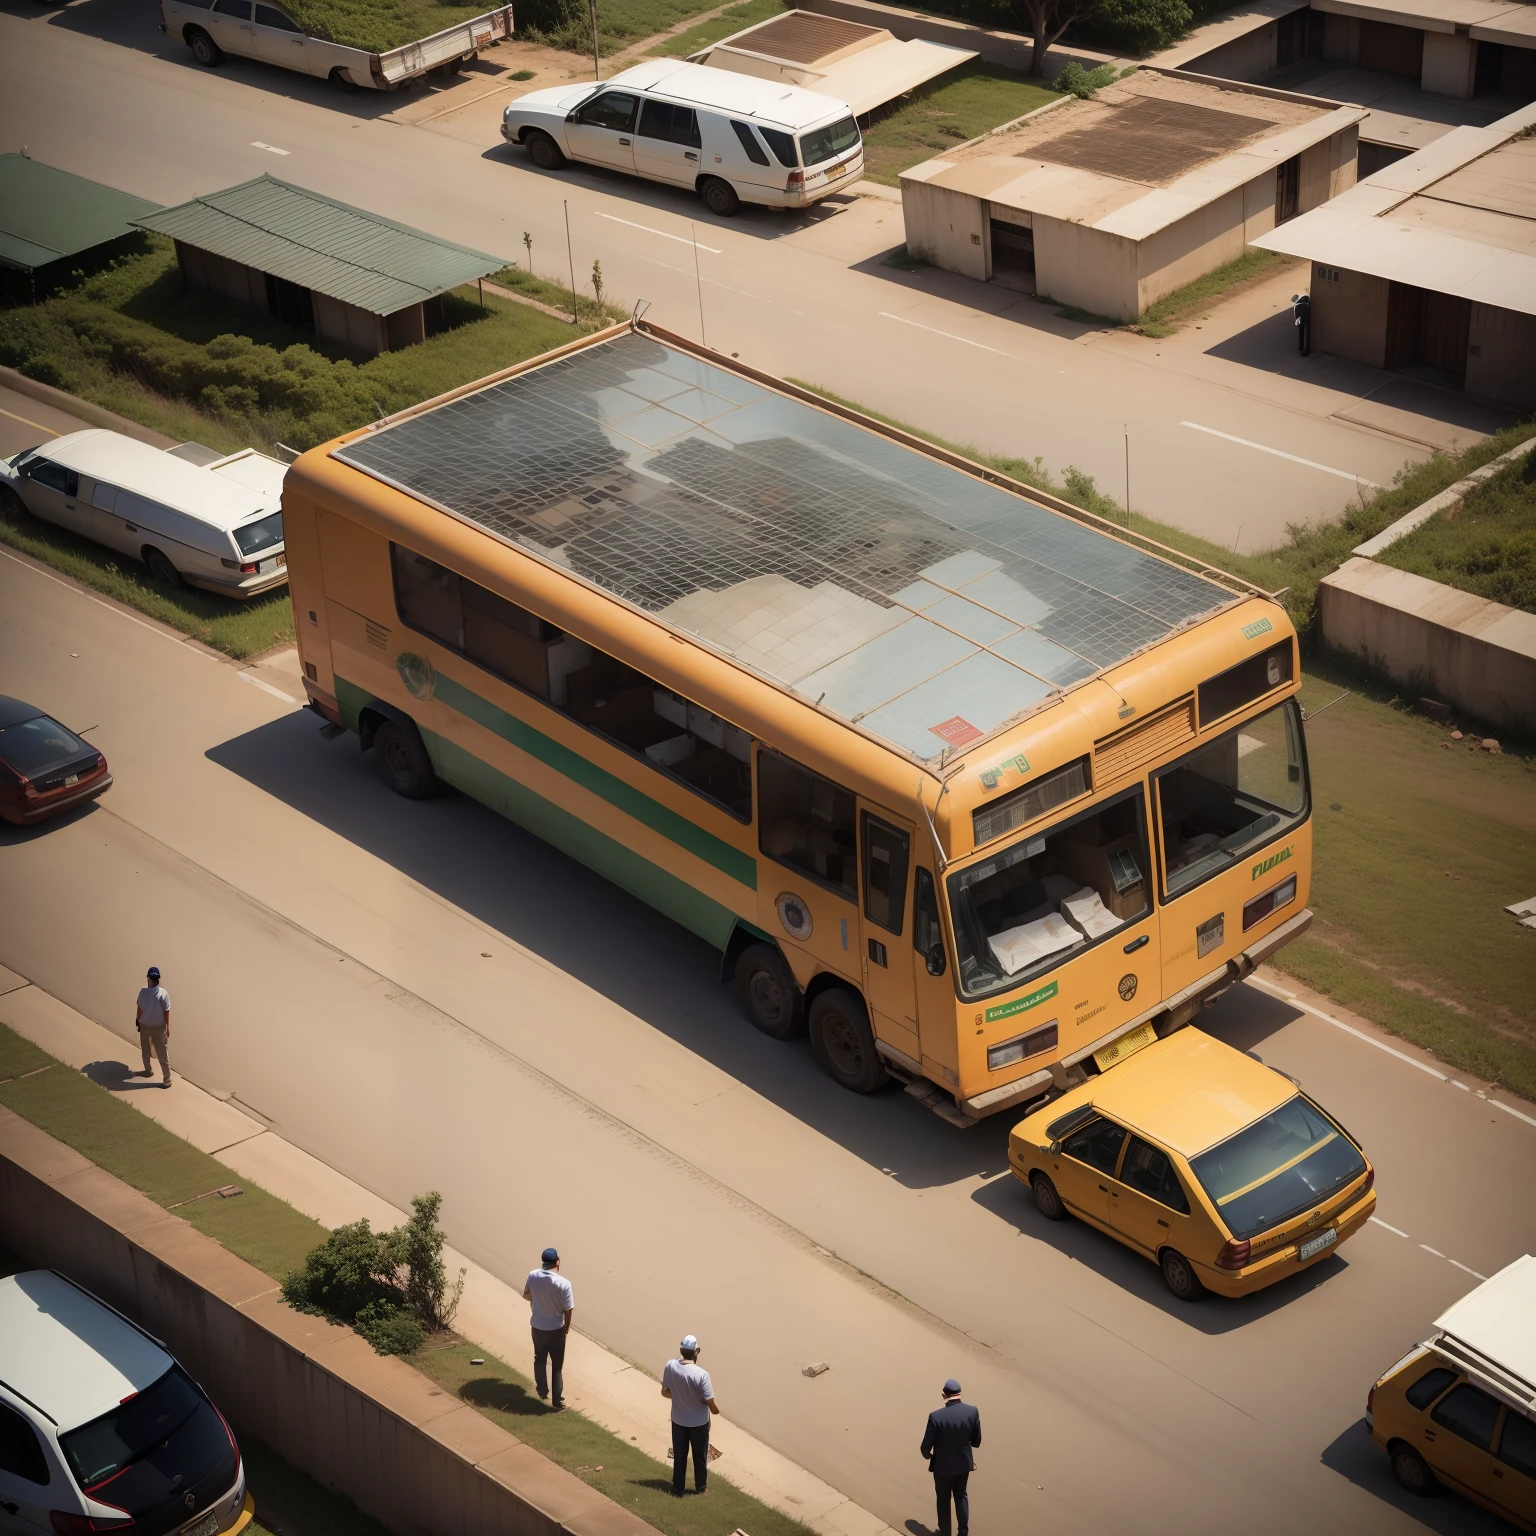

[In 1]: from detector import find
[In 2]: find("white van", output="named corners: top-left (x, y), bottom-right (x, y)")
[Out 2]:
top-left (0, 431), bottom-right (288, 599)
top-left (501, 58), bottom-right (864, 216)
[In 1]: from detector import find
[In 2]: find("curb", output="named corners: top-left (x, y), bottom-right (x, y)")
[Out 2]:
top-left (0, 365), bottom-right (178, 448)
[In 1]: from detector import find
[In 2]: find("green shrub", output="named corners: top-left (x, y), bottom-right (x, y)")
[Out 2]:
top-left (1089, 0), bottom-right (1189, 52)
top-left (354, 1299), bottom-right (427, 1356)
top-left (282, 1219), bottom-right (402, 1322)
top-left (1051, 60), bottom-right (1125, 96)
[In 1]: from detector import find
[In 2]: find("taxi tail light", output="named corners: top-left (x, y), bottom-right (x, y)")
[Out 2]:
top-left (1361, 1167), bottom-right (1375, 1195)
top-left (1215, 1239), bottom-right (1251, 1270)
top-left (786, 169), bottom-right (804, 191)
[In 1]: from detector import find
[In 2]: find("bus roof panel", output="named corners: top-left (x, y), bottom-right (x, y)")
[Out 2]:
top-left (332, 331), bottom-right (1233, 764)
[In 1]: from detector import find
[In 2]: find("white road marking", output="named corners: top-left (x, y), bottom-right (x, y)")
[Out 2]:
top-left (1249, 975), bottom-right (1449, 1081)
top-left (251, 141), bottom-right (290, 155)
top-left (1449, 1260), bottom-right (1487, 1280)
top-left (1370, 1217), bottom-right (1409, 1238)
top-left (1494, 1098), bottom-right (1536, 1128)
top-left (0, 404), bottom-right (60, 436)
top-left (598, 213), bottom-right (720, 253)
top-left (1451, 1080), bottom-right (1470, 1090)
top-left (1420, 1245), bottom-right (1445, 1257)
top-left (879, 311), bottom-right (1015, 359)
top-left (1179, 422), bottom-right (1381, 486)
top-left (237, 670), bottom-right (297, 704)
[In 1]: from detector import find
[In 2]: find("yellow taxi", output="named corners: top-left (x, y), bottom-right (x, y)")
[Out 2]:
top-left (1367, 1255), bottom-right (1536, 1531)
top-left (1008, 1027), bottom-right (1375, 1300)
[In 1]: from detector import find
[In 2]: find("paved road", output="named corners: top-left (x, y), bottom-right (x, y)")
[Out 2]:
top-left (0, 1), bottom-right (1509, 552)
top-left (3, 537), bottom-right (1533, 1535)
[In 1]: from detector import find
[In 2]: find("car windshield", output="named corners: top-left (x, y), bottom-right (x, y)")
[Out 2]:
top-left (232, 511), bottom-right (283, 557)
top-left (61, 1366), bottom-right (202, 1488)
top-left (1190, 1096), bottom-right (1367, 1240)
top-left (799, 116), bottom-right (859, 167)
top-left (6, 446), bottom-right (42, 471)
top-left (0, 715), bottom-right (90, 777)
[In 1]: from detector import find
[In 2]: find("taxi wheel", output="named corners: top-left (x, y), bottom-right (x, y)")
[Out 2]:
top-left (1030, 1173), bottom-right (1068, 1222)
top-left (808, 989), bottom-right (888, 1093)
top-left (1390, 1443), bottom-right (1438, 1497)
top-left (735, 943), bottom-right (804, 1039)
top-left (1159, 1248), bottom-right (1205, 1303)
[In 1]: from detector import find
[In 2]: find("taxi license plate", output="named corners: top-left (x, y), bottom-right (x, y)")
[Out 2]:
top-left (1299, 1227), bottom-right (1337, 1262)
top-left (1093, 1022), bottom-right (1155, 1073)
top-left (63, 774), bottom-right (79, 787)
top-left (182, 1512), bottom-right (220, 1536)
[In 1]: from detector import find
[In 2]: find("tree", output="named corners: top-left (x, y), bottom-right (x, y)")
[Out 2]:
top-left (988, 0), bottom-right (1101, 75)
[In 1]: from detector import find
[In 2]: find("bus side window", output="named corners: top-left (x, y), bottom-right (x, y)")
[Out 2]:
top-left (861, 812), bottom-right (910, 935)
top-left (393, 545), bottom-right (464, 649)
top-left (913, 866), bottom-right (946, 976)
top-left (759, 751), bottom-right (857, 899)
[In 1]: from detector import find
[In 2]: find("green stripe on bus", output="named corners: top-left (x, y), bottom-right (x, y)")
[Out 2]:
top-left (334, 672), bottom-right (757, 893)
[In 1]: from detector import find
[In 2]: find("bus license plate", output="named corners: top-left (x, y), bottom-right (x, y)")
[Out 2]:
top-left (1299, 1228), bottom-right (1337, 1262)
top-left (1093, 1022), bottom-right (1155, 1073)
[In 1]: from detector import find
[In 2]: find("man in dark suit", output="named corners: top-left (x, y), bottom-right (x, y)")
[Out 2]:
top-left (921, 1378), bottom-right (981, 1536)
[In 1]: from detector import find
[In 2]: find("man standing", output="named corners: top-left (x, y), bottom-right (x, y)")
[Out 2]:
top-left (661, 1334), bottom-right (718, 1497)
top-left (921, 1378), bottom-right (981, 1536)
top-left (135, 966), bottom-right (171, 1089)
top-left (522, 1247), bottom-right (573, 1409)
top-left (1291, 291), bottom-right (1311, 356)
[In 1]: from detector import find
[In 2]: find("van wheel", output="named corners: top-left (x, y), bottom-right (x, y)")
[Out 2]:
top-left (808, 989), bottom-right (888, 1093)
top-left (186, 26), bottom-right (221, 65)
top-left (1159, 1248), bottom-right (1205, 1303)
top-left (1390, 1443), bottom-right (1438, 1497)
top-left (373, 718), bottom-right (437, 800)
top-left (0, 486), bottom-right (25, 523)
top-left (329, 65), bottom-right (360, 91)
top-left (699, 177), bottom-right (741, 217)
top-left (1031, 1172), bottom-right (1068, 1222)
top-left (735, 944), bottom-right (803, 1039)
top-left (143, 548), bottom-right (184, 589)
top-left (525, 130), bottom-right (565, 170)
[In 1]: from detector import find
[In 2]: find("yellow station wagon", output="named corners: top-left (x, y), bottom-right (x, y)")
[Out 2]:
top-left (1009, 1028), bottom-right (1375, 1300)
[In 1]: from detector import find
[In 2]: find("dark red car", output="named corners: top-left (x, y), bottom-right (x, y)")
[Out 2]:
top-left (0, 695), bottom-right (112, 825)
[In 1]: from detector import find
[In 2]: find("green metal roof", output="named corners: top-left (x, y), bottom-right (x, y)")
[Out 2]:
top-left (134, 175), bottom-right (508, 316)
top-left (0, 155), bottom-right (162, 273)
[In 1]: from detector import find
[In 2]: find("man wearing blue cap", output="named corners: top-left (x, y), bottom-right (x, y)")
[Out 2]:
top-left (921, 1378), bottom-right (981, 1536)
top-left (523, 1248), bottom-right (573, 1409)
top-left (134, 966), bottom-right (172, 1089)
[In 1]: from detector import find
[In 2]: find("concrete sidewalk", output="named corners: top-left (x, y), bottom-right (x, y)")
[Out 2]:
top-left (0, 965), bottom-right (896, 1536)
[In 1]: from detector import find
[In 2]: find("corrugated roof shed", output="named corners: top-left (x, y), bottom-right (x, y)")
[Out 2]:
top-left (0, 154), bottom-right (161, 273)
top-left (134, 175), bottom-right (507, 315)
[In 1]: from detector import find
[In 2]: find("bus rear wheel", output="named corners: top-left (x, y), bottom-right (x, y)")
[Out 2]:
top-left (735, 943), bottom-right (803, 1039)
top-left (373, 718), bottom-right (437, 799)
top-left (808, 988), bottom-right (888, 1094)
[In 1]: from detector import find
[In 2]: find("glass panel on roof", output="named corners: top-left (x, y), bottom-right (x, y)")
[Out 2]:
top-left (333, 332), bottom-right (1230, 763)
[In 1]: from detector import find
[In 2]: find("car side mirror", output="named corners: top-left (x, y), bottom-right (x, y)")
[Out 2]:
top-left (566, 110), bottom-right (578, 122)
top-left (1048, 1140), bottom-right (1061, 1156)
top-left (925, 943), bottom-right (946, 977)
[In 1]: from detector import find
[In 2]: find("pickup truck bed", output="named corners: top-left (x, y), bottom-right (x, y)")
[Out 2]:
top-left (160, 1), bottom-right (515, 89)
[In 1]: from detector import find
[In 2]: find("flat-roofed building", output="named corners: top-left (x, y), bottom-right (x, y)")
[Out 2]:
top-left (900, 67), bottom-right (1365, 320)
top-left (1252, 100), bottom-right (1536, 407)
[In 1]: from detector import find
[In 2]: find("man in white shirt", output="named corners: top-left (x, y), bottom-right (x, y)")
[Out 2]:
top-left (134, 966), bottom-right (171, 1088)
top-left (522, 1247), bottom-right (573, 1409)
top-left (661, 1334), bottom-right (719, 1496)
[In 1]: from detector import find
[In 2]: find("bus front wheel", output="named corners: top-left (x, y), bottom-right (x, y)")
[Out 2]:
top-left (373, 718), bottom-right (437, 799)
top-left (735, 944), bottom-right (803, 1039)
top-left (808, 989), bottom-right (888, 1094)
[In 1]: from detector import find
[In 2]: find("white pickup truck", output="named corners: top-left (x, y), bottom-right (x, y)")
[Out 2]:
top-left (159, 0), bottom-right (514, 89)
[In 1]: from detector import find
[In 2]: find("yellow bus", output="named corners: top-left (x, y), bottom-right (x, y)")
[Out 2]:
top-left (284, 321), bottom-right (1314, 1126)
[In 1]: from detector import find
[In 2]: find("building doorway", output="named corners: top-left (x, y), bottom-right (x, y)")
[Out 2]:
top-left (1276, 156), bottom-right (1300, 223)
top-left (1359, 20), bottom-right (1424, 76)
top-left (1385, 282), bottom-right (1471, 379)
top-left (989, 216), bottom-right (1035, 291)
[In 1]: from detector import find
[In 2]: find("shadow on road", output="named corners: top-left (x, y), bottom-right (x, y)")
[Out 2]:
top-left (1320, 1418), bottom-right (1508, 1535)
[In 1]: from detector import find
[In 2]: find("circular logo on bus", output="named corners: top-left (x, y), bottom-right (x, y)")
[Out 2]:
top-left (776, 892), bottom-right (813, 942)
top-left (1118, 973), bottom-right (1138, 1002)
top-left (397, 651), bottom-right (436, 701)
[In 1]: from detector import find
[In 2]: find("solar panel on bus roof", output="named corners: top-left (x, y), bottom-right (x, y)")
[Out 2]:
top-left (332, 332), bottom-right (1232, 762)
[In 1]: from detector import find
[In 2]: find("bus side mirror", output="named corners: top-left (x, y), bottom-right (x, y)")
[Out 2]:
top-left (925, 943), bottom-right (946, 977)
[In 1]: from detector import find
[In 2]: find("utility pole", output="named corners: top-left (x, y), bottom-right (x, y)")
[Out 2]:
top-left (589, 0), bottom-right (600, 79)
top-left (564, 201), bottom-right (578, 324)
top-left (1124, 423), bottom-right (1130, 517)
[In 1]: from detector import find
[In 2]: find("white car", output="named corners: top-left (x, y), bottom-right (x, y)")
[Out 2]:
top-left (0, 431), bottom-right (288, 599)
top-left (0, 1270), bottom-right (254, 1536)
top-left (501, 58), bottom-right (864, 216)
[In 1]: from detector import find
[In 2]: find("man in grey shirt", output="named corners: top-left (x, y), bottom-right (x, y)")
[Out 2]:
top-left (523, 1247), bottom-right (573, 1409)
top-left (134, 966), bottom-right (171, 1088)
top-left (661, 1334), bottom-right (718, 1496)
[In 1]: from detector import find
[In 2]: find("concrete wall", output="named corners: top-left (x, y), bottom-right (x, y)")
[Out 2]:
top-left (1035, 216), bottom-right (1138, 318)
top-left (1320, 557), bottom-right (1536, 732)
top-left (1322, 12), bottom-right (1360, 63)
top-left (1186, 20), bottom-right (1280, 81)
top-left (0, 1109), bottom-right (659, 1536)
top-left (901, 175), bottom-right (989, 278)
top-left (1309, 260), bottom-right (1390, 367)
top-left (314, 291), bottom-right (389, 354)
top-left (1421, 30), bottom-right (1476, 97)
top-left (1467, 301), bottom-right (1536, 410)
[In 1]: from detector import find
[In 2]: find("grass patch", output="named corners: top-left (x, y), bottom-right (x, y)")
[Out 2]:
top-left (488, 263), bottom-right (629, 325)
top-left (1375, 443), bottom-right (1536, 613)
top-left (414, 1338), bottom-right (814, 1535)
top-left (884, 247), bottom-right (931, 270)
top-left (1131, 248), bottom-right (1297, 337)
top-left (521, 0), bottom-right (743, 56)
top-left (861, 63), bottom-right (1059, 185)
top-left (282, 0), bottom-right (491, 52)
top-left (646, 0), bottom-right (781, 54)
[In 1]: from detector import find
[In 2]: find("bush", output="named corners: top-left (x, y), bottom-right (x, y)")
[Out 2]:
top-left (281, 1191), bottom-right (463, 1356)
top-left (1089, 0), bottom-right (1190, 53)
top-left (1052, 60), bottom-right (1120, 96)
top-left (515, 0), bottom-right (589, 46)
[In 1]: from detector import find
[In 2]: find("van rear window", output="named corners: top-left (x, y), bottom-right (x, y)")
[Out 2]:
top-left (233, 511), bottom-right (284, 556)
top-left (758, 126), bottom-right (798, 167)
top-left (799, 117), bottom-right (859, 167)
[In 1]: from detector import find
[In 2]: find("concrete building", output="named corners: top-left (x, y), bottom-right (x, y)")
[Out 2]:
top-left (134, 175), bottom-right (506, 356)
top-left (1253, 101), bottom-right (1536, 407)
top-left (900, 67), bottom-right (1365, 320)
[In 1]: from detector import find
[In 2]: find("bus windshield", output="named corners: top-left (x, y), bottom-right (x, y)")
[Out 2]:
top-left (947, 788), bottom-right (1151, 1001)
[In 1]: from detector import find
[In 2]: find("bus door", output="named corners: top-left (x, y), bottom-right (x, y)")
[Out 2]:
top-left (911, 860), bottom-right (960, 1088)
top-left (857, 805), bottom-right (921, 1064)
